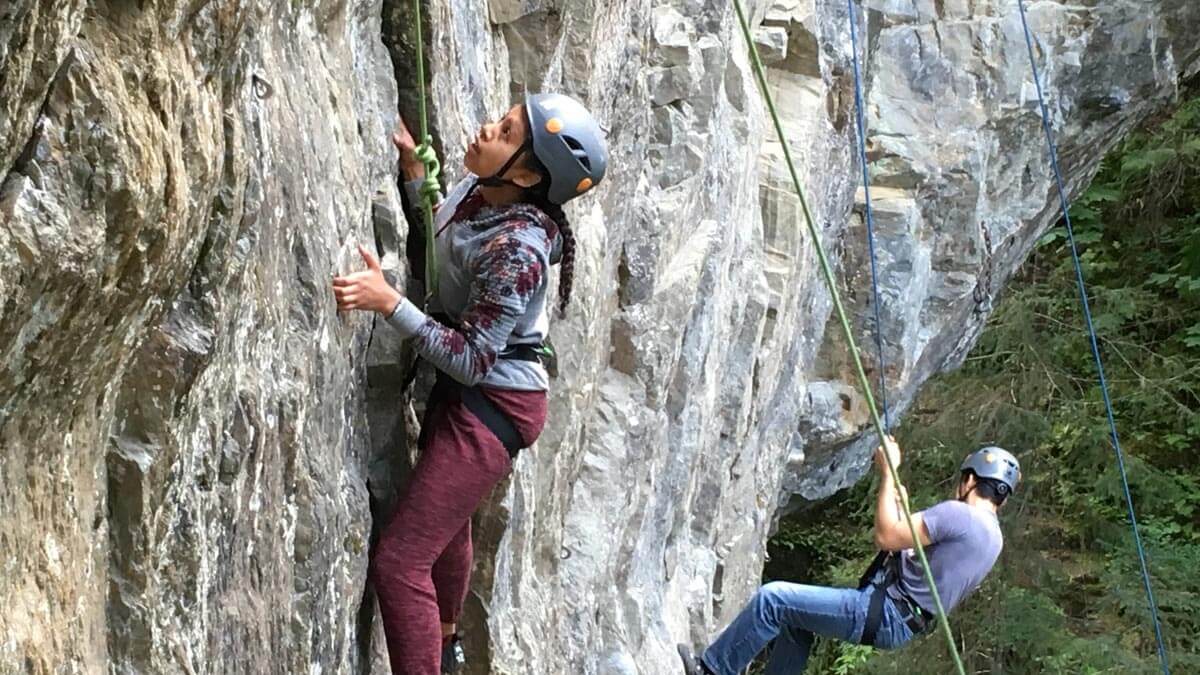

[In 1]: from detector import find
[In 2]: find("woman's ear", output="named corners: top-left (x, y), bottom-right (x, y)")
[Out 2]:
top-left (510, 166), bottom-right (543, 189)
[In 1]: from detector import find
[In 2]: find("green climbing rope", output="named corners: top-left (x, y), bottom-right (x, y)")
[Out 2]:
top-left (730, 2), bottom-right (967, 672)
top-left (412, 0), bottom-right (442, 303)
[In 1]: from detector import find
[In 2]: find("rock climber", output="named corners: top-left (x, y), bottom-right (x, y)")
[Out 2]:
top-left (678, 439), bottom-right (1020, 675)
top-left (331, 94), bottom-right (607, 674)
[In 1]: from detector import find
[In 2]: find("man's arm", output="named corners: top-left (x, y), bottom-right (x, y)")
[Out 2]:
top-left (873, 437), bottom-right (933, 552)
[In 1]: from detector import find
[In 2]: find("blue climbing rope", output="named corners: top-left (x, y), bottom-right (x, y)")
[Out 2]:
top-left (1016, 1), bottom-right (1170, 672)
top-left (845, 0), bottom-right (892, 431)
top-left (845, 6), bottom-right (966, 672)
top-left (732, 2), bottom-right (965, 672)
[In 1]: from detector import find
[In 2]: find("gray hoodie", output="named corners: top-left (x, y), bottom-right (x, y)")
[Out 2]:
top-left (386, 175), bottom-right (558, 391)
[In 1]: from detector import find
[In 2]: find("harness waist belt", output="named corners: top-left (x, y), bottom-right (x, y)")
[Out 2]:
top-left (862, 586), bottom-right (929, 646)
top-left (499, 344), bottom-right (544, 363)
top-left (426, 374), bottom-right (527, 457)
top-left (858, 552), bottom-right (932, 646)
top-left (894, 593), bottom-right (930, 635)
top-left (418, 314), bottom-right (544, 457)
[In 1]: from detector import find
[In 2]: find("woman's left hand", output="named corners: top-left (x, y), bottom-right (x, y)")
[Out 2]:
top-left (333, 245), bottom-right (403, 315)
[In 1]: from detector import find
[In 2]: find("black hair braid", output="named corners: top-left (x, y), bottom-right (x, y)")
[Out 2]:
top-left (522, 154), bottom-right (577, 314)
top-left (528, 191), bottom-right (576, 314)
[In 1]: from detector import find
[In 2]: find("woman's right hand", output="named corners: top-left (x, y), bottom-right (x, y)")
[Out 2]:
top-left (393, 117), bottom-right (426, 181)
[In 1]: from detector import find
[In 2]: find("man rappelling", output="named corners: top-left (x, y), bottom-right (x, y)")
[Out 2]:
top-left (679, 440), bottom-right (1020, 675)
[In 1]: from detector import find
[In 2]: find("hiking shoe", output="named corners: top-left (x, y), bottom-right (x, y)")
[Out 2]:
top-left (441, 634), bottom-right (465, 673)
top-left (677, 644), bottom-right (710, 675)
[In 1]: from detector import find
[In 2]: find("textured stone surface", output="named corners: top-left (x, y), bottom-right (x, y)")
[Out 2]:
top-left (1, 0), bottom-right (1197, 673)
top-left (0, 0), bottom-right (402, 671)
top-left (754, 25), bottom-right (790, 64)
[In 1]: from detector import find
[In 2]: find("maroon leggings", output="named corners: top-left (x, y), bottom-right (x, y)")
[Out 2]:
top-left (371, 384), bottom-right (547, 675)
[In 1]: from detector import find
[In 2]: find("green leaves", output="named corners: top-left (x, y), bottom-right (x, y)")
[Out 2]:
top-left (1119, 147), bottom-right (1178, 175)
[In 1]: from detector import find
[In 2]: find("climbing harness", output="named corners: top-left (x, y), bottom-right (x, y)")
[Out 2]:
top-left (1016, 1), bottom-right (1170, 671)
top-left (418, 313), bottom-right (545, 457)
top-left (411, 0), bottom-right (442, 303)
top-left (857, 551), bottom-right (932, 646)
top-left (423, 371), bottom-right (532, 457)
top-left (731, 1), bottom-right (967, 671)
top-left (425, 371), bottom-right (533, 457)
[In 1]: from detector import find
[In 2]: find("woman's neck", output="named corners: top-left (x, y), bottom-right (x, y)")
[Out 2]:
top-left (477, 182), bottom-right (524, 207)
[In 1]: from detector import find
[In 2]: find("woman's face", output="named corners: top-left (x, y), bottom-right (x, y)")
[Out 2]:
top-left (465, 104), bottom-right (540, 188)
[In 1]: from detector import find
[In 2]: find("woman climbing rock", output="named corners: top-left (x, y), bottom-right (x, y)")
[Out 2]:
top-left (331, 93), bottom-right (607, 674)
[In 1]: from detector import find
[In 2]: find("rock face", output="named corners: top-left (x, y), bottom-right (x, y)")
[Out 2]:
top-left (0, 0), bottom-right (1196, 673)
top-left (1, 0), bottom-right (402, 671)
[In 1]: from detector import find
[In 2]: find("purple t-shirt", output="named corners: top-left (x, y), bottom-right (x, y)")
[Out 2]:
top-left (896, 500), bottom-right (1003, 614)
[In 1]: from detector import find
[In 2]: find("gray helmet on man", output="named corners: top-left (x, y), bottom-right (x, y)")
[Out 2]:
top-left (960, 446), bottom-right (1021, 495)
top-left (524, 93), bottom-right (608, 204)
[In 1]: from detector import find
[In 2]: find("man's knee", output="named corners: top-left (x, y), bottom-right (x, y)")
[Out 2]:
top-left (753, 581), bottom-right (795, 624)
top-left (758, 581), bottom-right (795, 602)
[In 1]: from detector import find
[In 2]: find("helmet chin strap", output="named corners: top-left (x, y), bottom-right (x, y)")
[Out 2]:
top-left (476, 142), bottom-right (530, 190)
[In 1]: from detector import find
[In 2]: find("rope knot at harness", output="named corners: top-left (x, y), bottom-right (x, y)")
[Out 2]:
top-left (414, 136), bottom-right (442, 205)
top-left (410, 0), bottom-right (439, 304)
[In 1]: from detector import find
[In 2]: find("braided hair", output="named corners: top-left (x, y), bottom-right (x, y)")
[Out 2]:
top-left (523, 155), bottom-right (577, 314)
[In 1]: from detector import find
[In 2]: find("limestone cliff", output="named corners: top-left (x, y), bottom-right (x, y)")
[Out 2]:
top-left (1, 0), bottom-right (1195, 672)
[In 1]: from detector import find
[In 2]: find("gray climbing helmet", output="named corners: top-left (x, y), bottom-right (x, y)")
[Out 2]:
top-left (960, 446), bottom-right (1021, 494)
top-left (524, 93), bottom-right (608, 204)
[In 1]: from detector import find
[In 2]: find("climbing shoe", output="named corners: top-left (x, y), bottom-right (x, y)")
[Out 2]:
top-left (441, 634), bottom-right (465, 674)
top-left (676, 644), bottom-right (712, 675)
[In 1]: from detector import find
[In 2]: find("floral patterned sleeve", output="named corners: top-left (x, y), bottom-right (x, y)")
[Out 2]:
top-left (386, 222), bottom-right (549, 385)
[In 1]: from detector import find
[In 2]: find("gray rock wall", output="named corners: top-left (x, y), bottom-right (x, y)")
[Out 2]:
top-left (1, 0), bottom-right (1196, 672)
top-left (1, 0), bottom-right (402, 671)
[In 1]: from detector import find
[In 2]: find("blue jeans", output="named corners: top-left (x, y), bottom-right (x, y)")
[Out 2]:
top-left (701, 581), bottom-right (915, 675)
